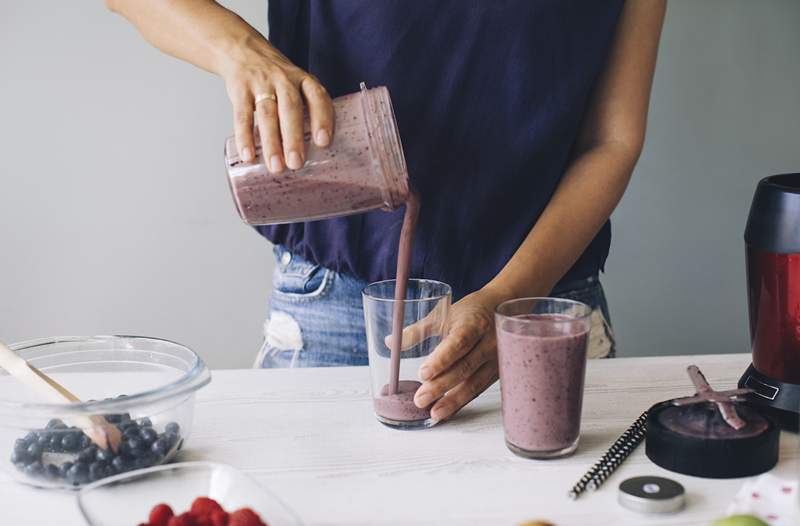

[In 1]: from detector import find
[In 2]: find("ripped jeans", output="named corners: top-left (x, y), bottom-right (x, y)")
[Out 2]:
top-left (255, 245), bottom-right (616, 368)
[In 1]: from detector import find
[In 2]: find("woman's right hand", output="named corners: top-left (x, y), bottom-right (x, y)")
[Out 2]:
top-left (219, 40), bottom-right (333, 173)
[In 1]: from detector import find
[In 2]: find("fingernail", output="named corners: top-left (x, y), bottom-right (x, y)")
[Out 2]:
top-left (241, 146), bottom-right (253, 162)
top-left (315, 129), bottom-right (330, 146)
top-left (415, 391), bottom-right (433, 408)
top-left (269, 155), bottom-right (283, 173)
top-left (419, 366), bottom-right (432, 381)
top-left (287, 150), bottom-right (303, 170)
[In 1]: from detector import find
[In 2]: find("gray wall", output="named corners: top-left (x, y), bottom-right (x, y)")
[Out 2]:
top-left (0, 1), bottom-right (271, 369)
top-left (603, 0), bottom-right (800, 357)
top-left (1, 1), bottom-right (799, 368)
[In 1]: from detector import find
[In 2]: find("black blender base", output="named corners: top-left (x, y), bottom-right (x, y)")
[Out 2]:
top-left (739, 364), bottom-right (800, 432)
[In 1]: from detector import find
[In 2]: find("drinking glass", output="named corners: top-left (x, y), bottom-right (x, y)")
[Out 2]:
top-left (363, 279), bottom-right (451, 429)
top-left (495, 298), bottom-right (592, 458)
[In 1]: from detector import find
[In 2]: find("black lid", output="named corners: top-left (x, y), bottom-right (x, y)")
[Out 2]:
top-left (745, 173), bottom-right (800, 253)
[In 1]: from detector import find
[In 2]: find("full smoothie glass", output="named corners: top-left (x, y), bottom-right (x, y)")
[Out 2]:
top-left (363, 279), bottom-right (451, 430)
top-left (224, 83), bottom-right (409, 225)
top-left (495, 298), bottom-right (592, 459)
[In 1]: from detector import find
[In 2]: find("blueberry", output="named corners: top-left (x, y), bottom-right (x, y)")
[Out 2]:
top-left (44, 464), bottom-right (60, 478)
top-left (123, 426), bottom-right (141, 439)
top-left (111, 456), bottom-right (129, 473)
top-left (165, 431), bottom-right (180, 445)
top-left (139, 428), bottom-right (158, 444)
top-left (47, 434), bottom-right (63, 452)
top-left (78, 434), bottom-right (91, 449)
top-left (36, 433), bottom-right (51, 448)
top-left (13, 438), bottom-right (29, 456)
top-left (25, 460), bottom-right (44, 477)
top-left (126, 438), bottom-right (143, 454)
top-left (88, 462), bottom-right (106, 482)
top-left (104, 414), bottom-right (120, 424)
top-left (117, 419), bottom-right (137, 432)
top-left (96, 447), bottom-right (115, 463)
top-left (165, 422), bottom-right (180, 435)
top-left (66, 462), bottom-right (89, 485)
top-left (151, 437), bottom-right (170, 457)
top-left (61, 432), bottom-right (81, 452)
top-left (137, 417), bottom-right (152, 428)
top-left (77, 445), bottom-right (98, 463)
top-left (59, 461), bottom-right (73, 478)
top-left (23, 431), bottom-right (39, 444)
top-left (119, 438), bottom-right (144, 458)
top-left (26, 442), bottom-right (43, 461)
top-left (46, 418), bottom-right (67, 430)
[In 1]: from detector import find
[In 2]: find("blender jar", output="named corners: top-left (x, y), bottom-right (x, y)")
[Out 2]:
top-left (224, 83), bottom-right (410, 225)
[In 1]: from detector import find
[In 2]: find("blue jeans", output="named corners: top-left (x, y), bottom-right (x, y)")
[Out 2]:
top-left (255, 245), bottom-right (616, 368)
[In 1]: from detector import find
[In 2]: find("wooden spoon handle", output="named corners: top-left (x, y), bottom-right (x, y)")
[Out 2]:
top-left (0, 341), bottom-right (120, 451)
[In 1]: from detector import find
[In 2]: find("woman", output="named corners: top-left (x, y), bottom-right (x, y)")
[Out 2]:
top-left (108, 0), bottom-right (666, 423)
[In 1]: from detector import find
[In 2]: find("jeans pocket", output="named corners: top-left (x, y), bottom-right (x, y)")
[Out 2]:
top-left (553, 279), bottom-right (616, 358)
top-left (272, 246), bottom-right (334, 302)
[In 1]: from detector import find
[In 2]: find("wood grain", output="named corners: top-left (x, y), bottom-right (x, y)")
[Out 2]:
top-left (0, 353), bottom-right (797, 525)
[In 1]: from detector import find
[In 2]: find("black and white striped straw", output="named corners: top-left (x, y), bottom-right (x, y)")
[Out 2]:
top-left (567, 411), bottom-right (649, 500)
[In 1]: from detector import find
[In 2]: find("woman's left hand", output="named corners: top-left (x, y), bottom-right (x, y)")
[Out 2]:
top-left (410, 287), bottom-right (508, 422)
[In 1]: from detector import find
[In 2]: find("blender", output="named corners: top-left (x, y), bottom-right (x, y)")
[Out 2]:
top-left (739, 173), bottom-right (800, 431)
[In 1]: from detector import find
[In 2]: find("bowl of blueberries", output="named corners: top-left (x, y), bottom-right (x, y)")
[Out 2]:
top-left (0, 335), bottom-right (211, 489)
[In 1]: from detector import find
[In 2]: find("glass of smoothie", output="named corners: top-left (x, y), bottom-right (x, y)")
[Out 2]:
top-left (495, 298), bottom-right (592, 459)
top-left (363, 279), bottom-right (451, 429)
top-left (224, 83), bottom-right (410, 225)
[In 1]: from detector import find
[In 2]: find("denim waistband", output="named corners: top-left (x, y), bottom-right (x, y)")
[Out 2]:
top-left (551, 274), bottom-right (599, 295)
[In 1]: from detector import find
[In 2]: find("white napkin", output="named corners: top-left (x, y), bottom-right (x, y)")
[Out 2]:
top-left (727, 473), bottom-right (799, 526)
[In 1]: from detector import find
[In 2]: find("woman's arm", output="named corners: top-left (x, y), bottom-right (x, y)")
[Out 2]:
top-left (107, 0), bottom-right (333, 172)
top-left (414, 0), bottom-right (668, 422)
top-left (485, 0), bottom-right (667, 300)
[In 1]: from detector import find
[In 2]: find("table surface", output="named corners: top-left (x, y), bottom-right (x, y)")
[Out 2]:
top-left (1, 353), bottom-right (797, 526)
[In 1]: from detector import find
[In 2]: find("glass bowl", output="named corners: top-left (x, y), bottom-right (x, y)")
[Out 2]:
top-left (0, 335), bottom-right (211, 489)
top-left (78, 462), bottom-right (303, 526)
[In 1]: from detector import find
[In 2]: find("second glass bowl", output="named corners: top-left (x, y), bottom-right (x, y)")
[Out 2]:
top-left (78, 462), bottom-right (303, 526)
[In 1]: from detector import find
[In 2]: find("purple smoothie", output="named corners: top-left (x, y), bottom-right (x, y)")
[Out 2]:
top-left (373, 380), bottom-right (431, 421)
top-left (496, 314), bottom-right (589, 455)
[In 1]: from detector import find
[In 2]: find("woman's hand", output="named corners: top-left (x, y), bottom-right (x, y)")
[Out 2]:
top-left (409, 287), bottom-right (508, 422)
top-left (220, 41), bottom-right (333, 172)
top-left (107, 0), bottom-right (334, 173)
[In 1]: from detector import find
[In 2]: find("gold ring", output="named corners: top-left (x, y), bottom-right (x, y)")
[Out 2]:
top-left (254, 93), bottom-right (277, 105)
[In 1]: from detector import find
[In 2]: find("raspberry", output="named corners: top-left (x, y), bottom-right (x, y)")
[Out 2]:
top-left (210, 510), bottom-right (229, 526)
top-left (168, 512), bottom-right (197, 526)
top-left (149, 503), bottom-right (175, 526)
top-left (191, 497), bottom-right (224, 518)
top-left (228, 508), bottom-right (266, 526)
top-left (190, 512), bottom-right (212, 526)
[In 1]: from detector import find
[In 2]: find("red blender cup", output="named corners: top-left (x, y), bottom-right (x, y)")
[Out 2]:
top-left (739, 173), bottom-right (800, 431)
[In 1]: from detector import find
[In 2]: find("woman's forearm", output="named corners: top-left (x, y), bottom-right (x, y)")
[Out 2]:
top-left (486, 142), bottom-right (639, 300)
top-left (106, 0), bottom-right (270, 76)
top-left (485, 0), bottom-right (666, 301)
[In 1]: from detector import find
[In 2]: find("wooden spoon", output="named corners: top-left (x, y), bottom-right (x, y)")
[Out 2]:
top-left (0, 340), bottom-right (121, 452)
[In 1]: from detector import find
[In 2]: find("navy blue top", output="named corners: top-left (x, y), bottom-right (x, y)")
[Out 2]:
top-left (262, 1), bottom-right (624, 300)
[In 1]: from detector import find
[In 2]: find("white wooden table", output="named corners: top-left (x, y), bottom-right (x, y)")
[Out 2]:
top-left (1, 353), bottom-right (797, 525)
